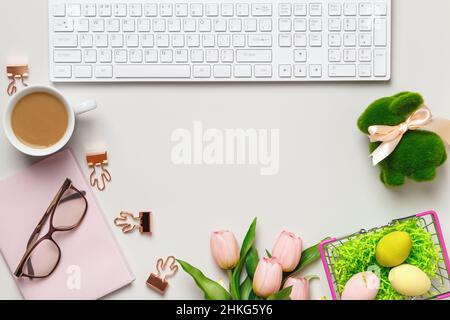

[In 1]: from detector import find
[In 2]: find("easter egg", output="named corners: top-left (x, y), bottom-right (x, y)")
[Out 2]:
top-left (388, 264), bottom-right (431, 296)
top-left (376, 231), bottom-right (412, 267)
top-left (341, 271), bottom-right (380, 300)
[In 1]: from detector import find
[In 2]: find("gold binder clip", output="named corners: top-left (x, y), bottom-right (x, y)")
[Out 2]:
top-left (7, 65), bottom-right (29, 96)
top-left (146, 256), bottom-right (178, 294)
top-left (114, 211), bottom-right (152, 234)
top-left (86, 151), bottom-right (111, 191)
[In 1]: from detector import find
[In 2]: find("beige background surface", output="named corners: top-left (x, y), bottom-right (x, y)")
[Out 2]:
top-left (1, 0), bottom-right (450, 299)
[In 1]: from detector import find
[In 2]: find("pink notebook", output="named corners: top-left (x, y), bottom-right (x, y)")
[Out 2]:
top-left (0, 149), bottom-right (135, 299)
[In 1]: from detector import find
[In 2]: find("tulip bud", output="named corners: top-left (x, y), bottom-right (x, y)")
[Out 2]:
top-left (253, 257), bottom-right (283, 298)
top-left (283, 277), bottom-right (311, 300)
top-left (210, 230), bottom-right (240, 270)
top-left (272, 230), bottom-right (302, 272)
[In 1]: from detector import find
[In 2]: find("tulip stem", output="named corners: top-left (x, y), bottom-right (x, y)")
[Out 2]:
top-left (227, 269), bottom-right (233, 292)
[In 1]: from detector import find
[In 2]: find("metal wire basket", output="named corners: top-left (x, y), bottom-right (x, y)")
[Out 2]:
top-left (319, 210), bottom-right (450, 300)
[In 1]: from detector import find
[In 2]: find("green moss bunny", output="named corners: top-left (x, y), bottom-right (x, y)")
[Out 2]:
top-left (357, 92), bottom-right (447, 186)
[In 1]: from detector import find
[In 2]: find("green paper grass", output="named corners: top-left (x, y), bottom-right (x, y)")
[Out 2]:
top-left (357, 92), bottom-right (447, 186)
top-left (332, 218), bottom-right (441, 300)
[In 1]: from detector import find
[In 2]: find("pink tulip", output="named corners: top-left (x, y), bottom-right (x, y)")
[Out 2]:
top-left (283, 277), bottom-right (311, 300)
top-left (272, 231), bottom-right (303, 272)
top-left (253, 257), bottom-right (283, 298)
top-left (210, 230), bottom-right (240, 270)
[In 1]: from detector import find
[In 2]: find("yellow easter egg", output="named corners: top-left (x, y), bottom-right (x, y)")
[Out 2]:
top-left (376, 231), bottom-right (412, 267)
top-left (388, 264), bottom-right (431, 297)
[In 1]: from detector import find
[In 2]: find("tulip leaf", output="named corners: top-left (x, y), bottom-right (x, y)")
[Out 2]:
top-left (288, 237), bottom-right (330, 277)
top-left (177, 259), bottom-right (232, 300)
top-left (245, 246), bottom-right (259, 279)
top-left (265, 249), bottom-right (272, 258)
top-left (230, 217), bottom-right (257, 300)
top-left (266, 286), bottom-right (292, 300)
top-left (240, 276), bottom-right (253, 300)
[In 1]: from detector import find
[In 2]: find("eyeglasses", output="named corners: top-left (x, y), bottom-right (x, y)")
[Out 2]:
top-left (14, 178), bottom-right (88, 279)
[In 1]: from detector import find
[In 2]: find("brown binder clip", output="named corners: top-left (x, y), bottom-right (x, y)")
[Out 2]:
top-left (114, 211), bottom-right (152, 234)
top-left (146, 256), bottom-right (178, 294)
top-left (7, 64), bottom-right (29, 96)
top-left (86, 151), bottom-right (111, 191)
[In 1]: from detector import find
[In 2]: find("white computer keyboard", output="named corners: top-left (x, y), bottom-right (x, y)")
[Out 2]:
top-left (48, 0), bottom-right (391, 82)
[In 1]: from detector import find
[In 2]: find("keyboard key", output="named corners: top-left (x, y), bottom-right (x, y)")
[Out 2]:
top-left (252, 4), bottom-right (272, 16)
top-left (191, 4), bottom-right (204, 17)
top-left (328, 18), bottom-right (341, 31)
top-left (160, 4), bottom-right (173, 17)
top-left (248, 34), bottom-right (272, 47)
top-left (229, 19), bottom-right (242, 32)
top-left (206, 4), bottom-right (219, 16)
top-left (244, 19), bottom-right (257, 31)
top-left (359, 18), bottom-right (372, 31)
top-left (294, 64), bottom-right (307, 77)
top-left (115, 49), bottom-right (127, 62)
top-left (156, 34), bottom-right (170, 47)
top-left (144, 49), bottom-right (158, 62)
top-left (80, 34), bottom-right (94, 47)
top-left (95, 65), bottom-right (113, 78)
top-left (237, 49), bottom-right (272, 62)
top-left (53, 65), bottom-right (72, 78)
top-left (110, 34), bottom-right (123, 47)
top-left (221, 49), bottom-right (234, 62)
top-left (84, 49), bottom-right (97, 62)
top-left (184, 19), bottom-right (196, 31)
top-left (278, 3), bottom-right (291, 16)
top-left (309, 64), bottom-right (322, 77)
top-left (279, 34), bottom-right (291, 47)
top-left (175, 3), bottom-right (188, 17)
top-left (221, 3), bottom-right (234, 16)
top-left (83, 4), bottom-right (96, 17)
top-left (99, 4), bottom-right (112, 17)
top-left (191, 49), bottom-right (204, 62)
top-left (99, 49), bottom-right (112, 62)
top-left (328, 49), bottom-right (341, 62)
top-left (213, 64), bottom-right (232, 77)
top-left (144, 4), bottom-right (157, 16)
top-left (374, 18), bottom-right (387, 46)
top-left (344, 3), bottom-right (357, 16)
top-left (217, 34), bottom-right (231, 47)
top-left (234, 64), bottom-right (252, 77)
top-left (172, 34), bottom-right (184, 47)
top-left (75, 19), bottom-right (89, 32)
top-left (92, 19), bottom-right (105, 32)
top-left (344, 18), bottom-right (357, 31)
top-left (329, 64), bottom-right (356, 77)
top-left (54, 19), bottom-right (74, 32)
top-left (237, 4), bottom-right (249, 16)
top-left (343, 49), bottom-right (356, 62)
top-left (359, 33), bottom-right (372, 46)
top-left (168, 19), bottom-right (182, 32)
top-left (67, 4), bottom-right (81, 17)
top-left (114, 4), bottom-right (127, 17)
top-left (129, 4), bottom-right (142, 17)
top-left (294, 33), bottom-right (307, 47)
top-left (160, 49), bottom-right (173, 62)
top-left (359, 48), bottom-right (372, 61)
top-left (138, 19), bottom-right (151, 32)
top-left (199, 19), bottom-right (212, 32)
top-left (359, 3), bottom-right (372, 16)
top-left (279, 64), bottom-right (291, 78)
top-left (294, 4), bottom-right (307, 16)
top-left (232, 34), bottom-right (246, 47)
top-left (53, 4), bottom-right (66, 17)
top-left (294, 18), bottom-right (307, 31)
top-left (187, 34), bottom-right (200, 47)
top-left (359, 64), bottom-right (371, 77)
top-left (374, 49), bottom-right (387, 77)
top-left (106, 19), bottom-right (120, 32)
top-left (193, 64), bottom-right (211, 78)
top-left (74, 65), bottom-right (92, 78)
top-left (309, 18), bottom-right (322, 31)
top-left (309, 3), bottom-right (322, 16)
top-left (54, 50), bottom-right (82, 62)
top-left (279, 18), bottom-right (291, 32)
top-left (122, 19), bottom-right (135, 32)
top-left (294, 49), bottom-right (307, 62)
top-left (309, 33), bottom-right (322, 46)
top-left (53, 34), bottom-right (78, 47)
top-left (254, 64), bottom-right (272, 77)
top-left (175, 49), bottom-right (188, 62)
top-left (344, 33), bottom-right (357, 46)
top-left (130, 49), bottom-right (143, 62)
top-left (153, 19), bottom-right (166, 32)
top-left (328, 3), bottom-right (341, 16)
top-left (206, 49), bottom-right (219, 62)
top-left (259, 18), bottom-right (272, 31)
top-left (374, 3), bottom-right (387, 16)
top-left (203, 34), bottom-right (215, 46)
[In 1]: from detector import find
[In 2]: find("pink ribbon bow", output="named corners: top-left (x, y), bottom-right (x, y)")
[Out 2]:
top-left (368, 105), bottom-right (450, 166)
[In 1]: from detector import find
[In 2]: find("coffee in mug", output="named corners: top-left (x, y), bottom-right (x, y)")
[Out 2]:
top-left (11, 92), bottom-right (69, 149)
top-left (4, 85), bottom-right (97, 156)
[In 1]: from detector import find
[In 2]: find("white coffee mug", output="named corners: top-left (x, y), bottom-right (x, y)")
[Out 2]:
top-left (3, 85), bottom-right (97, 156)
